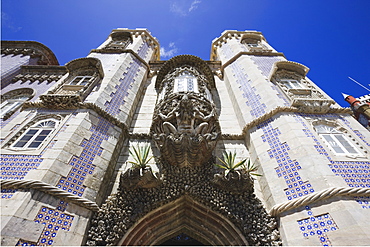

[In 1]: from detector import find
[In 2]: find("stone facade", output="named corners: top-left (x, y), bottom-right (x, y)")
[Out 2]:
top-left (1, 29), bottom-right (369, 246)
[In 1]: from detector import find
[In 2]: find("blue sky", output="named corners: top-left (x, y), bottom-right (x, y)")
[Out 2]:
top-left (2, 0), bottom-right (370, 106)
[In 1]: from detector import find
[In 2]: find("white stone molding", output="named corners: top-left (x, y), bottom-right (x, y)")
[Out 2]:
top-left (269, 187), bottom-right (370, 217)
top-left (0, 179), bottom-right (99, 211)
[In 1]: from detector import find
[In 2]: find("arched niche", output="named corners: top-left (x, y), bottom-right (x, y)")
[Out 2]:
top-left (118, 195), bottom-right (249, 246)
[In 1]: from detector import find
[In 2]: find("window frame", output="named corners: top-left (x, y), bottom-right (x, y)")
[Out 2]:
top-left (1, 92), bottom-right (33, 119)
top-left (173, 72), bottom-right (199, 93)
top-left (280, 79), bottom-right (304, 89)
top-left (314, 124), bottom-right (361, 156)
top-left (10, 119), bottom-right (58, 150)
top-left (69, 75), bottom-right (95, 86)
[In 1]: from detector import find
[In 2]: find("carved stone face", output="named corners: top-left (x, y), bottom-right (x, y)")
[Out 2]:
top-left (151, 92), bottom-right (220, 167)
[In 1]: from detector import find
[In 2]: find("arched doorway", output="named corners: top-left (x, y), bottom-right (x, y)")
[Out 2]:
top-left (118, 196), bottom-right (249, 246)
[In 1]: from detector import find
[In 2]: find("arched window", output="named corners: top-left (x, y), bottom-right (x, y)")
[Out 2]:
top-left (0, 89), bottom-right (33, 119)
top-left (174, 71), bottom-right (198, 93)
top-left (11, 119), bottom-right (57, 149)
top-left (314, 124), bottom-right (360, 155)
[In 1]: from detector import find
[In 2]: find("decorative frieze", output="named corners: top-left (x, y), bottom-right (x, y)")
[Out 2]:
top-left (12, 65), bottom-right (66, 83)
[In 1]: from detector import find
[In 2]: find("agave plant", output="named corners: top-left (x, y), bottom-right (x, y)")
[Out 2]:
top-left (214, 151), bottom-right (247, 176)
top-left (214, 151), bottom-right (262, 177)
top-left (242, 158), bottom-right (262, 177)
top-left (128, 144), bottom-right (153, 170)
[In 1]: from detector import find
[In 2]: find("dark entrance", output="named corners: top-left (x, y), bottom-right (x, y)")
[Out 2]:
top-left (160, 233), bottom-right (205, 246)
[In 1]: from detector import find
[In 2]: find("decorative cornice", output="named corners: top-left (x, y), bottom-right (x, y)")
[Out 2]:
top-left (129, 132), bottom-right (151, 139)
top-left (1, 41), bottom-right (59, 65)
top-left (22, 101), bottom-right (129, 133)
top-left (0, 179), bottom-right (99, 211)
top-left (12, 65), bottom-right (67, 83)
top-left (92, 28), bottom-right (160, 60)
top-left (117, 28), bottom-right (160, 60)
top-left (242, 106), bottom-right (352, 135)
top-left (155, 55), bottom-right (215, 90)
top-left (221, 133), bottom-right (244, 140)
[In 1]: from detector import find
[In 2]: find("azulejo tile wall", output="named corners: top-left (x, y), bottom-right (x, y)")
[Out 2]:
top-left (294, 113), bottom-right (370, 208)
top-left (297, 205), bottom-right (338, 246)
top-left (0, 111), bottom-right (72, 199)
top-left (104, 41), bottom-right (149, 117)
top-left (220, 43), bottom-right (352, 245)
top-left (221, 43), bottom-right (315, 201)
top-left (13, 41), bottom-right (151, 246)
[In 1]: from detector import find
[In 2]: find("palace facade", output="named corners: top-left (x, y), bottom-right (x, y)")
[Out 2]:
top-left (1, 28), bottom-right (370, 246)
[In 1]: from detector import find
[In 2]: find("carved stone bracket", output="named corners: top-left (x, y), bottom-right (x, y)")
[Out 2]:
top-left (292, 98), bottom-right (335, 113)
top-left (39, 94), bottom-right (82, 108)
top-left (212, 170), bottom-right (254, 194)
top-left (120, 167), bottom-right (163, 190)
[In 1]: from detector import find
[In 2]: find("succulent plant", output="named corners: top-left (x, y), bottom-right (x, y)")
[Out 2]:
top-left (128, 144), bottom-right (153, 170)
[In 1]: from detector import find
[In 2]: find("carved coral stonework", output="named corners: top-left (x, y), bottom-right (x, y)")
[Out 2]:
top-left (86, 159), bottom-right (281, 246)
top-left (151, 92), bottom-right (221, 167)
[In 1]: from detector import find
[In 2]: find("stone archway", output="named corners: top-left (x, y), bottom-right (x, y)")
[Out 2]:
top-left (118, 196), bottom-right (248, 246)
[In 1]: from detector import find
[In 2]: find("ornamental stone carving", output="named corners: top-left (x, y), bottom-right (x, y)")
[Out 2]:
top-left (151, 92), bottom-right (221, 167)
top-left (12, 66), bottom-right (67, 83)
top-left (40, 57), bottom-right (104, 108)
top-left (86, 158), bottom-right (281, 246)
top-left (212, 170), bottom-right (254, 194)
top-left (120, 166), bottom-right (163, 190)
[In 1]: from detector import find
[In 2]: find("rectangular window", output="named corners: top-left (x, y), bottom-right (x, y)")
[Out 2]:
top-left (13, 129), bottom-right (38, 148)
top-left (320, 133), bottom-right (359, 155)
top-left (280, 79), bottom-right (304, 89)
top-left (13, 129), bottom-right (52, 149)
top-left (315, 124), bottom-right (360, 156)
top-left (247, 43), bottom-right (259, 47)
top-left (69, 76), bottom-right (94, 86)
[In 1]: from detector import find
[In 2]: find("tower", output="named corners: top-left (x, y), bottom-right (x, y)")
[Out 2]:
top-left (1, 29), bottom-right (370, 246)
